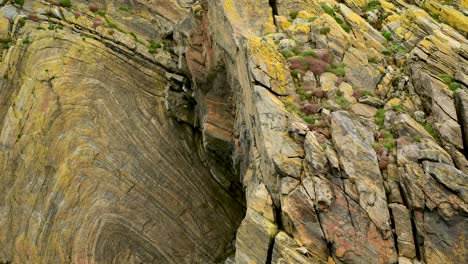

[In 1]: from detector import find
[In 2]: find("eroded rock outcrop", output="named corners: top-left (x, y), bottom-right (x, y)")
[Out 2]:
top-left (0, 0), bottom-right (467, 263)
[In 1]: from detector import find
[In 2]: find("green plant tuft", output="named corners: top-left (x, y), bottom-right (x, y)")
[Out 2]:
top-left (23, 37), bottom-right (30, 44)
top-left (375, 109), bottom-right (386, 127)
top-left (383, 141), bottom-right (396, 149)
top-left (423, 122), bottom-right (438, 140)
top-left (60, 0), bottom-right (72, 8)
top-left (335, 96), bottom-right (350, 109)
top-left (298, 50), bottom-right (317, 58)
top-left (14, 0), bottom-right (25, 6)
top-left (382, 31), bottom-right (393, 41)
top-left (290, 11), bottom-right (299, 19)
top-left (320, 27), bottom-right (330, 35)
top-left (119, 7), bottom-right (131, 13)
top-left (291, 69), bottom-right (304, 78)
top-left (303, 116), bottom-right (316, 124)
top-left (449, 82), bottom-right (461, 91)
top-left (281, 50), bottom-right (295, 58)
top-left (340, 23), bottom-right (351, 33)
top-left (365, 0), bottom-right (381, 11)
top-left (368, 57), bottom-right (378, 64)
top-left (326, 63), bottom-right (346, 77)
top-left (321, 4), bottom-right (335, 16)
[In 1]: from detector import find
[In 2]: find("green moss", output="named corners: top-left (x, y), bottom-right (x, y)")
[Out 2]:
top-left (376, 109), bottom-right (386, 127)
top-left (0, 37), bottom-right (11, 43)
top-left (321, 4), bottom-right (335, 16)
top-left (320, 27), bottom-right (331, 35)
top-left (60, 0), bottom-right (72, 8)
top-left (298, 50), bottom-right (317, 58)
top-left (365, 0), bottom-right (381, 11)
top-left (334, 16), bottom-right (343, 24)
top-left (18, 18), bottom-right (26, 27)
top-left (392, 103), bottom-right (404, 113)
top-left (96, 11), bottom-right (106, 17)
top-left (449, 82), bottom-right (461, 91)
top-left (118, 7), bottom-right (131, 13)
top-left (290, 11), bottom-right (299, 19)
top-left (335, 96), bottom-right (350, 109)
top-left (438, 74), bottom-right (462, 92)
top-left (291, 46), bottom-right (301, 55)
top-left (36, 27), bottom-right (46, 30)
top-left (303, 116), bottom-right (316, 124)
top-left (414, 135), bottom-right (422, 142)
top-left (360, 90), bottom-right (373, 96)
top-left (383, 141), bottom-right (396, 149)
top-left (340, 23), bottom-right (351, 33)
top-left (381, 130), bottom-right (394, 140)
top-left (382, 50), bottom-right (392, 56)
top-left (382, 31), bottom-right (393, 41)
top-left (438, 74), bottom-right (454, 84)
top-left (107, 21), bottom-right (117, 28)
top-left (326, 63), bottom-right (346, 77)
top-left (22, 37), bottom-right (30, 44)
top-left (284, 102), bottom-right (304, 117)
top-left (281, 50), bottom-right (295, 58)
top-left (14, 0), bottom-right (24, 6)
top-left (423, 122), bottom-right (438, 140)
top-left (368, 57), bottom-right (378, 64)
top-left (323, 104), bottom-right (336, 111)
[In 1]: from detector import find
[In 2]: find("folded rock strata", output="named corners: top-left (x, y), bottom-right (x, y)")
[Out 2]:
top-left (0, 0), bottom-right (467, 263)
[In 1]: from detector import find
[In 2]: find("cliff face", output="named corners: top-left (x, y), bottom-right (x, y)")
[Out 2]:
top-left (0, 0), bottom-right (467, 264)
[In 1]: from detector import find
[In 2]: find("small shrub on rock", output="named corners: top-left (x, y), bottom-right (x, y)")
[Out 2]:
top-left (89, 3), bottom-right (99, 12)
top-left (300, 104), bottom-right (321, 115)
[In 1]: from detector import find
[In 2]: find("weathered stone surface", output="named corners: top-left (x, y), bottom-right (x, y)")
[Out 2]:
top-left (0, 16), bottom-right (8, 41)
top-left (247, 182), bottom-right (276, 222)
top-left (331, 111), bottom-right (392, 237)
top-left (235, 209), bottom-right (278, 264)
top-left (1, 0), bottom-right (467, 263)
top-left (388, 203), bottom-right (416, 259)
top-left (280, 179), bottom-right (330, 261)
top-left (399, 161), bottom-right (467, 263)
top-left (455, 89), bottom-right (468, 151)
top-left (272, 231), bottom-right (327, 264)
top-left (0, 2), bottom-right (244, 263)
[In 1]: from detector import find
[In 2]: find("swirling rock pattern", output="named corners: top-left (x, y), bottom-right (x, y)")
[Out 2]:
top-left (0, 2), bottom-right (243, 263)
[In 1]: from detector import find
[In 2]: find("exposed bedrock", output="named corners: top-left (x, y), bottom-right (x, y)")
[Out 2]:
top-left (0, 0), bottom-right (467, 263)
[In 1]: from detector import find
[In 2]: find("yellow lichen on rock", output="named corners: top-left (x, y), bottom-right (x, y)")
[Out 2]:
top-left (439, 6), bottom-right (468, 35)
top-left (247, 35), bottom-right (295, 95)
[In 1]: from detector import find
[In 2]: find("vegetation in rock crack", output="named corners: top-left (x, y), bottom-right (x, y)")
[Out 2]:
top-left (438, 74), bottom-right (461, 91)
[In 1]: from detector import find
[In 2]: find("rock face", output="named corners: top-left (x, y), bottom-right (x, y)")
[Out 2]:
top-left (0, 0), bottom-right (467, 264)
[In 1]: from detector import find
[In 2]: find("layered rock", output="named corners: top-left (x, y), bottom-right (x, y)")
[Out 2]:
top-left (0, 0), bottom-right (467, 263)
